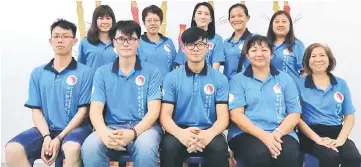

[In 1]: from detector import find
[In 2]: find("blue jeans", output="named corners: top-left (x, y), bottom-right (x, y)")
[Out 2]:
top-left (7, 124), bottom-right (92, 165)
top-left (82, 123), bottom-right (162, 167)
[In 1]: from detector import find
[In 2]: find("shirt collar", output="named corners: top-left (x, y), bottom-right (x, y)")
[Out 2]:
top-left (305, 73), bottom-right (338, 88)
top-left (228, 28), bottom-right (251, 43)
top-left (185, 61), bottom-right (208, 76)
top-left (243, 64), bottom-right (280, 78)
top-left (44, 57), bottom-right (77, 73)
top-left (141, 32), bottom-right (167, 43)
top-left (112, 55), bottom-right (142, 74)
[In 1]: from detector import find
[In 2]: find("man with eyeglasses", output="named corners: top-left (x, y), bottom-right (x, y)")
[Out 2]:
top-left (159, 27), bottom-right (230, 167)
top-left (5, 19), bottom-right (94, 167)
top-left (82, 20), bottom-right (163, 167)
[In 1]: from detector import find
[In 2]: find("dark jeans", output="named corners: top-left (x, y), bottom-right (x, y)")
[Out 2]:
top-left (160, 133), bottom-right (229, 167)
top-left (298, 124), bottom-right (361, 167)
top-left (229, 133), bottom-right (300, 167)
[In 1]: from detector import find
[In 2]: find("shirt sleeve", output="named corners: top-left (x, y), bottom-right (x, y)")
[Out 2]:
top-left (161, 73), bottom-right (176, 104)
top-left (78, 39), bottom-right (86, 64)
top-left (78, 68), bottom-right (95, 107)
top-left (294, 40), bottom-right (305, 73)
top-left (147, 68), bottom-right (162, 102)
top-left (24, 69), bottom-right (42, 109)
top-left (341, 80), bottom-right (356, 115)
top-left (211, 36), bottom-right (225, 63)
top-left (228, 76), bottom-right (246, 110)
top-left (216, 75), bottom-right (229, 104)
top-left (169, 41), bottom-right (178, 69)
top-left (175, 42), bottom-right (186, 65)
top-left (284, 75), bottom-right (302, 114)
top-left (90, 68), bottom-right (106, 104)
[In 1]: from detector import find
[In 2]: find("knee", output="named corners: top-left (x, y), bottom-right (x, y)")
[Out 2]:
top-left (206, 135), bottom-right (228, 154)
top-left (160, 135), bottom-right (181, 153)
top-left (62, 142), bottom-right (81, 159)
top-left (318, 150), bottom-right (339, 162)
top-left (81, 133), bottom-right (105, 157)
top-left (5, 142), bottom-right (26, 163)
top-left (133, 136), bottom-right (160, 156)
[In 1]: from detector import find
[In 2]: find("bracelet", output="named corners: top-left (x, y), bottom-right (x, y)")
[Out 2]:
top-left (42, 134), bottom-right (51, 140)
top-left (275, 128), bottom-right (285, 136)
top-left (56, 135), bottom-right (64, 142)
top-left (129, 127), bottom-right (138, 141)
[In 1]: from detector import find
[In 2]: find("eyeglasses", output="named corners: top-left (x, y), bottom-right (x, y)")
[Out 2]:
top-left (52, 35), bottom-right (74, 40)
top-left (145, 19), bottom-right (161, 24)
top-left (185, 42), bottom-right (207, 50)
top-left (115, 37), bottom-right (138, 45)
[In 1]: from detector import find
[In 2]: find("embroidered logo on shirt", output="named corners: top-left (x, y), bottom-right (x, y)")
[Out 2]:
top-left (334, 92), bottom-right (344, 103)
top-left (135, 75), bottom-right (145, 86)
top-left (208, 42), bottom-right (214, 50)
top-left (229, 93), bottom-right (234, 103)
top-left (273, 83), bottom-right (282, 94)
top-left (204, 84), bottom-right (215, 95)
top-left (164, 44), bottom-right (171, 53)
top-left (66, 75), bottom-right (77, 86)
top-left (283, 48), bottom-right (292, 56)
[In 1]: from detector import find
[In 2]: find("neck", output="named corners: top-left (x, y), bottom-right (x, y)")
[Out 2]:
top-left (275, 36), bottom-right (285, 45)
top-left (252, 65), bottom-right (270, 81)
top-left (99, 32), bottom-right (110, 44)
top-left (118, 55), bottom-right (136, 75)
top-left (53, 55), bottom-right (72, 71)
top-left (312, 72), bottom-right (329, 81)
top-left (234, 28), bottom-right (246, 41)
top-left (188, 61), bottom-right (205, 73)
top-left (147, 32), bottom-right (160, 43)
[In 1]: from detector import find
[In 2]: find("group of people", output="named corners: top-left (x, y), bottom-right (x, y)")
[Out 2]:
top-left (4, 2), bottom-right (361, 167)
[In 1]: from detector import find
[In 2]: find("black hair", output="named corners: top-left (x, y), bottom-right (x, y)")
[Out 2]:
top-left (191, 2), bottom-right (215, 39)
top-left (267, 10), bottom-right (296, 52)
top-left (237, 35), bottom-right (273, 72)
top-left (87, 5), bottom-right (116, 45)
top-left (181, 27), bottom-right (207, 44)
top-left (110, 20), bottom-right (141, 40)
top-left (228, 3), bottom-right (249, 20)
top-left (50, 18), bottom-right (77, 37)
top-left (142, 5), bottom-right (163, 23)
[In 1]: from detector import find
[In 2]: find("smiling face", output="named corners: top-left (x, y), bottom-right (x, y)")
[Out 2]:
top-left (272, 14), bottom-right (290, 38)
top-left (229, 6), bottom-right (249, 32)
top-left (193, 5), bottom-right (212, 29)
top-left (144, 12), bottom-right (161, 35)
top-left (247, 41), bottom-right (272, 69)
top-left (97, 15), bottom-right (113, 33)
top-left (309, 47), bottom-right (330, 74)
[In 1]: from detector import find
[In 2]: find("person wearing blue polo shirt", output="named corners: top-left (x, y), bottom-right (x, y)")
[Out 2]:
top-left (297, 43), bottom-right (361, 167)
top-left (228, 35), bottom-right (301, 167)
top-left (81, 20), bottom-right (163, 167)
top-left (223, 3), bottom-right (252, 80)
top-left (138, 5), bottom-right (177, 78)
top-left (267, 10), bottom-right (305, 81)
top-left (78, 5), bottom-right (118, 69)
top-left (5, 19), bottom-right (93, 167)
top-left (175, 2), bottom-right (224, 70)
top-left (160, 27), bottom-right (229, 167)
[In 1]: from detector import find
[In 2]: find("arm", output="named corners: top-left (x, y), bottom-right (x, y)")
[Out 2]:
top-left (211, 36), bottom-right (225, 70)
top-left (337, 80), bottom-right (356, 141)
top-left (337, 114), bottom-right (354, 141)
top-left (170, 40), bottom-right (178, 70)
top-left (77, 39), bottom-right (86, 64)
top-left (212, 63), bottom-right (221, 70)
top-left (160, 103), bottom-right (182, 136)
top-left (32, 109), bottom-right (50, 137)
top-left (298, 119), bottom-right (322, 142)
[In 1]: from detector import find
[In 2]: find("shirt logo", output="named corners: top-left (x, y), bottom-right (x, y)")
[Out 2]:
top-left (204, 84), bottom-right (215, 95)
top-left (273, 83), bottom-right (282, 94)
top-left (135, 75), bottom-right (145, 86)
top-left (334, 92), bottom-right (344, 103)
top-left (208, 42), bottom-right (214, 50)
top-left (238, 43), bottom-right (244, 51)
top-left (283, 48), bottom-right (292, 56)
top-left (66, 75), bottom-right (77, 86)
top-left (164, 44), bottom-right (171, 53)
top-left (229, 93), bottom-right (234, 103)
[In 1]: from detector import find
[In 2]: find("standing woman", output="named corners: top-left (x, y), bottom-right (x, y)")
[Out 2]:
top-left (78, 5), bottom-right (117, 69)
top-left (175, 2), bottom-right (224, 70)
top-left (223, 3), bottom-right (252, 80)
top-left (138, 5), bottom-right (177, 78)
top-left (267, 10), bottom-right (305, 81)
top-left (297, 43), bottom-right (361, 167)
top-left (228, 35), bottom-right (301, 167)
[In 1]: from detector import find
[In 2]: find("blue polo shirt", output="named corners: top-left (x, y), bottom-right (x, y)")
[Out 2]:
top-left (78, 37), bottom-right (118, 69)
top-left (91, 56), bottom-right (162, 125)
top-left (162, 62), bottom-right (229, 129)
top-left (25, 58), bottom-right (94, 130)
top-left (271, 39), bottom-right (305, 81)
top-left (223, 29), bottom-right (252, 80)
top-left (175, 33), bottom-right (225, 66)
top-left (297, 74), bottom-right (356, 126)
top-left (228, 65), bottom-right (301, 141)
top-left (137, 33), bottom-right (177, 78)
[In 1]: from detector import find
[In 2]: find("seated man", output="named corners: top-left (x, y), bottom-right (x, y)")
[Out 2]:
top-left (160, 27), bottom-right (230, 167)
top-left (5, 19), bottom-right (93, 167)
top-left (81, 20), bottom-right (163, 167)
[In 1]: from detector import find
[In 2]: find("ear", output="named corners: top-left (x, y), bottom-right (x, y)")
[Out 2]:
top-left (181, 44), bottom-right (187, 53)
top-left (73, 38), bottom-right (78, 46)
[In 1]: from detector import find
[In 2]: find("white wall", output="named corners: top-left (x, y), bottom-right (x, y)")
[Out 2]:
top-left (1, 0), bottom-right (361, 163)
